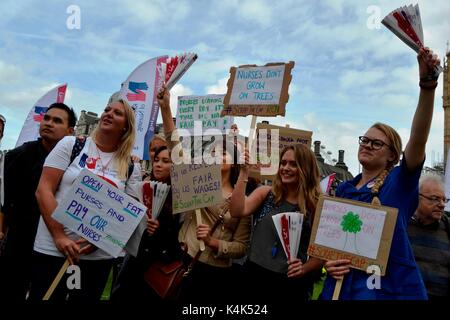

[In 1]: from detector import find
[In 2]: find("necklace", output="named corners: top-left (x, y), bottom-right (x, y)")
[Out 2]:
top-left (93, 142), bottom-right (114, 177)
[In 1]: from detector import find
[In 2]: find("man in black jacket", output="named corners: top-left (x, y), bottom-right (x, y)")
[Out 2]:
top-left (0, 103), bottom-right (76, 300)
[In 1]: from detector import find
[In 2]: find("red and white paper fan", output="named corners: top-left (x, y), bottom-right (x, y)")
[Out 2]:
top-left (161, 52), bottom-right (198, 90)
top-left (382, 4), bottom-right (442, 76)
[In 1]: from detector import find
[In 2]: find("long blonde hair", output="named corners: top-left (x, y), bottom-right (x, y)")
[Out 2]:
top-left (91, 99), bottom-right (136, 180)
top-left (369, 122), bottom-right (402, 202)
top-left (272, 144), bottom-right (322, 218)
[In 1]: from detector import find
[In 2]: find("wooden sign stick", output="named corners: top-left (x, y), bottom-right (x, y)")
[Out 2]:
top-left (43, 258), bottom-right (71, 300)
top-left (196, 209), bottom-right (206, 251)
top-left (247, 115), bottom-right (257, 155)
top-left (332, 277), bottom-right (344, 300)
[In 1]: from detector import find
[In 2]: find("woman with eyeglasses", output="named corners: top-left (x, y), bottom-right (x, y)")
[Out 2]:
top-left (320, 47), bottom-right (441, 300)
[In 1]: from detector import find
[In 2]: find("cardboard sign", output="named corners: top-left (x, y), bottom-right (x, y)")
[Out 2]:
top-left (256, 122), bottom-right (312, 149)
top-left (250, 123), bottom-right (313, 178)
top-left (222, 62), bottom-right (294, 117)
top-left (307, 195), bottom-right (398, 275)
top-left (170, 163), bottom-right (222, 214)
top-left (176, 95), bottom-right (233, 135)
top-left (52, 169), bottom-right (147, 258)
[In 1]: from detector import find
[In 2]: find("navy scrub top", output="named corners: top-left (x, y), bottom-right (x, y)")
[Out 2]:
top-left (321, 158), bottom-right (427, 300)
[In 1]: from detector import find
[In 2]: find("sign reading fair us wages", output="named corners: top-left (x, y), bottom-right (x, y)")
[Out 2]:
top-left (170, 163), bottom-right (222, 214)
top-left (52, 169), bottom-right (147, 258)
top-left (221, 62), bottom-right (295, 117)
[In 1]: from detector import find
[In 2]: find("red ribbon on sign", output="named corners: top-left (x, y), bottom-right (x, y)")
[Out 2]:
top-left (143, 182), bottom-right (153, 219)
top-left (281, 214), bottom-right (291, 261)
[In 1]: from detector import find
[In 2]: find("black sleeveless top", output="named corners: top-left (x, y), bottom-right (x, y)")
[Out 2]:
top-left (248, 191), bottom-right (312, 274)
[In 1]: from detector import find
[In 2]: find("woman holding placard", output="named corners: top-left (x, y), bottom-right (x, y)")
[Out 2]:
top-left (321, 48), bottom-right (441, 300)
top-left (229, 144), bottom-right (324, 302)
top-left (29, 99), bottom-right (142, 300)
top-left (112, 145), bottom-right (183, 301)
top-left (156, 86), bottom-right (251, 302)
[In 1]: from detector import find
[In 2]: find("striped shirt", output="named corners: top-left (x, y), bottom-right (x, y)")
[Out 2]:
top-left (408, 214), bottom-right (450, 298)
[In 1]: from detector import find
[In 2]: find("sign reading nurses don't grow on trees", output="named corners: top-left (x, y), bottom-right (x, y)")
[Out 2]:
top-left (221, 62), bottom-right (295, 117)
top-left (52, 169), bottom-right (147, 258)
top-left (307, 195), bottom-right (398, 275)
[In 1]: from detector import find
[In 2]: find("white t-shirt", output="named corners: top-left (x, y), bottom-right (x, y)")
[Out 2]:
top-left (33, 136), bottom-right (142, 260)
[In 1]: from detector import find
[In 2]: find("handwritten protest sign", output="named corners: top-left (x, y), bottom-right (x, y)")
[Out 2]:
top-left (176, 94), bottom-right (233, 135)
top-left (52, 169), bottom-right (147, 258)
top-left (308, 195), bottom-right (398, 275)
top-left (256, 122), bottom-right (312, 149)
top-left (170, 163), bottom-right (222, 214)
top-left (222, 62), bottom-right (294, 117)
top-left (249, 123), bottom-right (312, 178)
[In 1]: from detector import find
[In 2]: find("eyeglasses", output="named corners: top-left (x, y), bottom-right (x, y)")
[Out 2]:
top-left (419, 193), bottom-right (449, 204)
top-left (358, 136), bottom-right (391, 150)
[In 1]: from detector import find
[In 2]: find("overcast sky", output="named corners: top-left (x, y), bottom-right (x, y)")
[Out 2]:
top-left (0, 0), bottom-right (449, 176)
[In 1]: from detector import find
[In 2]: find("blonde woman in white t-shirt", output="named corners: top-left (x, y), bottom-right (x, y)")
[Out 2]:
top-left (29, 99), bottom-right (141, 301)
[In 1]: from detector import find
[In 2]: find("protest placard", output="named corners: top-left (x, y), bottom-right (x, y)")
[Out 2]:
top-left (222, 62), bottom-right (294, 117)
top-left (256, 122), bottom-right (312, 149)
top-left (250, 123), bottom-right (312, 177)
top-left (170, 163), bottom-right (222, 214)
top-left (52, 169), bottom-right (147, 258)
top-left (176, 94), bottom-right (233, 135)
top-left (308, 195), bottom-right (398, 275)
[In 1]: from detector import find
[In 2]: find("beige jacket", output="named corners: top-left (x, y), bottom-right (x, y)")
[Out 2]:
top-left (179, 200), bottom-right (251, 267)
top-left (165, 129), bottom-right (251, 267)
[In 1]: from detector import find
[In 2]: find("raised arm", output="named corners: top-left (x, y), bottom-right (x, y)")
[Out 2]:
top-left (404, 47), bottom-right (441, 171)
top-left (157, 85), bottom-right (176, 135)
top-left (35, 167), bottom-right (80, 261)
top-left (230, 163), bottom-right (271, 218)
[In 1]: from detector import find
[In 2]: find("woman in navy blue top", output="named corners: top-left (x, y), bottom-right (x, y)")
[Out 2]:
top-left (321, 47), bottom-right (441, 300)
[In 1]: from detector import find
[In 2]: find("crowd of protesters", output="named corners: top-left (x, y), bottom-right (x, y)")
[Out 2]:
top-left (0, 47), bottom-right (448, 302)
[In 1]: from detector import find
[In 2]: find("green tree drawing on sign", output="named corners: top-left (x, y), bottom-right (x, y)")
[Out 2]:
top-left (341, 211), bottom-right (363, 254)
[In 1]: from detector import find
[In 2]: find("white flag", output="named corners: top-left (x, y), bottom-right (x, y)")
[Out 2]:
top-left (15, 84), bottom-right (67, 148)
top-left (320, 173), bottom-right (336, 194)
top-left (120, 56), bottom-right (167, 160)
